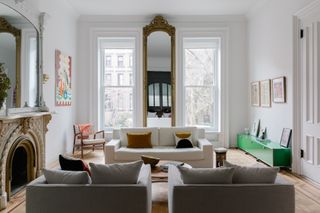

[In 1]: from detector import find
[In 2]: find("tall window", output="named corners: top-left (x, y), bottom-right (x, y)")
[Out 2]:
top-left (183, 38), bottom-right (220, 131)
top-left (101, 38), bottom-right (135, 129)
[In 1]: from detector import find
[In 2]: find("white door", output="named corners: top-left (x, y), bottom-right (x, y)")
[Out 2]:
top-left (300, 8), bottom-right (320, 183)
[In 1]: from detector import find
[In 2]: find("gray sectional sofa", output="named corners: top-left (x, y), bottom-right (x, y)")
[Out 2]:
top-left (26, 164), bottom-right (152, 213)
top-left (168, 165), bottom-right (295, 213)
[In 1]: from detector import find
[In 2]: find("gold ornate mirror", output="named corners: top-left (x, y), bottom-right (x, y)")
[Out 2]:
top-left (143, 15), bottom-right (176, 127)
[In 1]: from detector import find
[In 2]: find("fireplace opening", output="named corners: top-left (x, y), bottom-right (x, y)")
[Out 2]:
top-left (11, 147), bottom-right (28, 195)
top-left (6, 139), bottom-right (36, 199)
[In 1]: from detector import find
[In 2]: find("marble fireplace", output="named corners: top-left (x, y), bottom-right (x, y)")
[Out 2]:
top-left (0, 113), bottom-right (51, 209)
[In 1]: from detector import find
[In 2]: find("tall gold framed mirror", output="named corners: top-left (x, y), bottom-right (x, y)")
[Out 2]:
top-left (143, 15), bottom-right (175, 127)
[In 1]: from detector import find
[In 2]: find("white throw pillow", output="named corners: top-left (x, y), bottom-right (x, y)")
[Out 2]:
top-left (177, 166), bottom-right (235, 184)
top-left (223, 161), bottom-right (279, 184)
top-left (43, 169), bottom-right (91, 184)
top-left (89, 160), bottom-right (143, 184)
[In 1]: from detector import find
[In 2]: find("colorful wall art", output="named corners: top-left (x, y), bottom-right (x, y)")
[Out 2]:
top-left (55, 49), bottom-right (72, 106)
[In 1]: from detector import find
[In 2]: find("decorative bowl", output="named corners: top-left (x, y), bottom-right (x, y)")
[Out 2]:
top-left (141, 155), bottom-right (160, 168)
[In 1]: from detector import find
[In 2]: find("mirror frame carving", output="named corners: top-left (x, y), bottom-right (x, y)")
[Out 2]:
top-left (143, 15), bottom-right (176, 126)
top-left (0, 17), bottom-right (21, 107)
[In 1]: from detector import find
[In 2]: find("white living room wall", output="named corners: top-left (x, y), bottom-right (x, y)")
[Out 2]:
top-left (247, 0), bottom-right (314, 142)
top-left (76, 15), bottom-right (248, 147)
top-left (33, 0), bottom-right (78, 166)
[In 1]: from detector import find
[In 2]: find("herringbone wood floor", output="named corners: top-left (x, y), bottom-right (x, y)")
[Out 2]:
top-left (3, 149), bottom-right (320, 213)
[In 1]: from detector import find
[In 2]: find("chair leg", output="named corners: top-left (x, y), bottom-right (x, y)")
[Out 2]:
top-left (81, 145), bottom-right (84, 158)
top-left (92, 145), bottom-right (95, 151)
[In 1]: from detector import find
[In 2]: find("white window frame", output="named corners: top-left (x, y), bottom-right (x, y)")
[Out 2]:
top-left (182, 37), bottom-right (221, 132)
top-left (89, 29), bottom-right (142, 130)
top-left (177, 28), bottom-right (229, 147)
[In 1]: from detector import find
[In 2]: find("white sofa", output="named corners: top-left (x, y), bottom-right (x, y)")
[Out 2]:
top-left (105, 127), bottom-right (213, 168)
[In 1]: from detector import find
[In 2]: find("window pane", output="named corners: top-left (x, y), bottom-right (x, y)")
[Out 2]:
top-left (154, 83), bottom-right (160, 107)
top-left (104, 87), bottom-right (133, 128)
top-left (162, 83), bottom-right (168, 107)
top-left (148, 84), bottom-right (154, 107)
top-left (185, 48), bottom-right (214, 86)
top-left (103, 47), bottom-right (134, 129)
top-left (185, 87), bottom-right (214, 128)
top-left (183, 37), bottom-right (220, 130)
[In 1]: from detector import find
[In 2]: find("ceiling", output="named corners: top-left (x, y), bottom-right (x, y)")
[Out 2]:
top-left (66, 0), bottom-right (267, 16)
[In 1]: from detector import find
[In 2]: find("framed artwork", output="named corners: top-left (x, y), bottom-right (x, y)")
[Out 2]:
top-left (251, 81), bottom-right (260, 107)
top-left (280, 128), bottom-right (292, 148)
top-left (258, 127), bottom-right (267, 140)
top-left (272, 77), bottom-right (286, 103)
top-left (260, 80), bottom-right (271, 107)
top-left (251, 119), bottom-right (260, 137)
top-left (55, 49), bottom-right (72, 106)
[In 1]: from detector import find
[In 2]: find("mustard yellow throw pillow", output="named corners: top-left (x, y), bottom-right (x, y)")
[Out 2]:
top-left (127, 132), bottom-right (152, 148)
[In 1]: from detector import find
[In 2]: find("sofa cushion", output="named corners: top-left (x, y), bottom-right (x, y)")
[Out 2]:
top-left (115, 146), bottom-right (203, 161)
top-left (89, 160), bottom-right (143, 184)
top-left (224, 161), bottom-right (279, 184)
top-left (43, 169), bottom-right (91, 184)
top-left (178, 166), bottom-right (234, 184)
top-left (120, 127), bottom-right (158, 146)
top-left (127, 132), bottom-right (152, 148)
top-left (159, 127), bottom-right (198, 146)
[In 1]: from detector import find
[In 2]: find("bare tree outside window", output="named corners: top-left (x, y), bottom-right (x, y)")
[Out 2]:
top-left (184, 43), bottom-right (219, 130)
top-left (104, 49), bottom-right (133, 128)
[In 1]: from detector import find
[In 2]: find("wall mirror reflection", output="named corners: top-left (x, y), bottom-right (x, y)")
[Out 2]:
top-left (0, 3), bottom-right (39, 111)
top-left (143, 16), bottom-right (175, 127)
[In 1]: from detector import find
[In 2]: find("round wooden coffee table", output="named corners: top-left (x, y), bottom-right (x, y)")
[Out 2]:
top-left (151, 161), bottom-right (192, 182)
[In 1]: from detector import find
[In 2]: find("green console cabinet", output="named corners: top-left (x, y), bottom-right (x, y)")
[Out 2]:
top-left (237, 133), bottom-right (291, 167)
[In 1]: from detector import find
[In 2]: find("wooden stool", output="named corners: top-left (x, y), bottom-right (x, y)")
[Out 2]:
top-left (215, 147), bottom-right (227, 167)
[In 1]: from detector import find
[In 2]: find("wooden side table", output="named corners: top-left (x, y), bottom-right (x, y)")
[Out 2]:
top-left (215, 148), bottom-right (227, 167)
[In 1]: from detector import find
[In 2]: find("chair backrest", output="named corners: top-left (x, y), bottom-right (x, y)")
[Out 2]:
top-left (74, 124), bottom-right (93, 138)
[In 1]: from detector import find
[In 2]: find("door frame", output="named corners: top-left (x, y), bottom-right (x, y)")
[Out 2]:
top-left (292, 0), bottom-right (320, 175)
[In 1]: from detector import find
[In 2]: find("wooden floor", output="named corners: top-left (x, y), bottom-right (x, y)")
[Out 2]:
top-left (3, 148), bottom-right (320, 213)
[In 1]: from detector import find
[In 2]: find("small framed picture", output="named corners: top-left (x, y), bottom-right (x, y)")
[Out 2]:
top-left (258, 127), bottom-right (267, 140)
top-left (251, 119), bottom-right (260, 137)
top-left (251, 81), bottom-right (260, 107)
top-left (280, 128), bottom-right (292, 148)
top-left (272, 77), bottom-right (286, 103)
top-left (260, 80), bottom-right (271, 107)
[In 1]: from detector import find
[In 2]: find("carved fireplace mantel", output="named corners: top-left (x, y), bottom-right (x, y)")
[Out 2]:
top-left (0, 112), bottom-right (51, 209)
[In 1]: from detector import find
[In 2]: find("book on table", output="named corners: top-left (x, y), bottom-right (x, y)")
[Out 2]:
top-left (160, 161), bottom-right (184, 172)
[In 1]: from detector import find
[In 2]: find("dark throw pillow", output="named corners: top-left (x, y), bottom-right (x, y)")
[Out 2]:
top-left (176, 138), bottom-right (193, 148)
top-left (59, 155), bottom-right (91, 176)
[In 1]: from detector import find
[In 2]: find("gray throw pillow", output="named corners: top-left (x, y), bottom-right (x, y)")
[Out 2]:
top-left (43, 169), bottom-right (91, 184)
top-left (177, 166), bottom-right (234, 184)
top-left (89, 160), bottom-right (143, 184)
top-left (224, 161), bottom-right (279, 184)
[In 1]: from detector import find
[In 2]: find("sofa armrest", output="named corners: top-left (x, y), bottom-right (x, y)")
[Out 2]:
top-left (137, 164), bottom-right (152, 213)
top-left (137, 164), bottom-right (151, 186)
top-left (197, 138), bottom-right (211, 149)
top-left (106, 139), bottom-right (121, 149)
top-left (105, 139), bottom-right (121, 164)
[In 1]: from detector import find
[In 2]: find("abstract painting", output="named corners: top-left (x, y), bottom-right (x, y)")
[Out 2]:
top-left (55, 49), bottom-right (72, 106)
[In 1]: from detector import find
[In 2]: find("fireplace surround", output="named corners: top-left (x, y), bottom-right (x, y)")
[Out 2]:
top-left (0, 112), bottom-right (51, 209)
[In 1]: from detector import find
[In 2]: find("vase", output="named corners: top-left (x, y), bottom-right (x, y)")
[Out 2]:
top-left (0, 98), bottom-right (6, 111)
